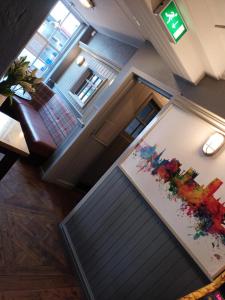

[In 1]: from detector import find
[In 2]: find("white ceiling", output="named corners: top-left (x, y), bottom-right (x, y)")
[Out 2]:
top-left (70, 0), bottom-right (145, 47)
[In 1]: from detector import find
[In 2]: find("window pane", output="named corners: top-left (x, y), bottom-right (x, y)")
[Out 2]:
top-left (132, 124), bottom-right (145, 138)
top-left (95, 78), bottom-right (103, 87)
top-left (79, 83), bottom-right (92, 99)
top-left (49, 30), bottom-right (69, 51)
top-left (39, 47), bottom-right (59, 66)
top-left (86, 87), bottom-right (95, 97)
top-left (61, 14), bottom-right (80, 37)
top-left (50, 1), bottom-right (69, 22)
top-left (38, 18), bottom-right (59, 40)
top-left (125, 119), bottom-right (140, 135)
top-left (82, 84), bottom-right (92, 94)
top-left (81, 94), bottom-right (89, 103)
top-left (90, 75), bottom-right (98, 83)
top-left (73, 69), bottom-right (104, 105)
top-left (26, 33), bottom-right (46, 57)
top-left (125, 100), bottom-right (160, 139)
top-left (145, 110), bottom-right (159, 124)
top-left (81, 88), bottom-right (95, 102)
top-left (33, 59), bottom-right (47, 76)
top-left (78, 90), bottom-right (86, 99)
top-left (137, 104), bottom-right (151, 121)
top-left (19, 49), bottom-right (36, 65)
top-left (33, 60), bottom-right (45, 70)
top-left (137, 100), bottom-right (160, 124)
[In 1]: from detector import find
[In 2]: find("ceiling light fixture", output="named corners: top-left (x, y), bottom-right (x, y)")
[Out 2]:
top-left (79, 0), bottom-right (95, 8)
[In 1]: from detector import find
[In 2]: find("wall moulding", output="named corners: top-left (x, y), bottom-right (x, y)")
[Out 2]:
top-left (79, 41), bottom-right (121, 73)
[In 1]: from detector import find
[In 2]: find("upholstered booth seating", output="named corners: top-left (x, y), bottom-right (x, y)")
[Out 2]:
top-left (14, 83), bottom-right (78, 160)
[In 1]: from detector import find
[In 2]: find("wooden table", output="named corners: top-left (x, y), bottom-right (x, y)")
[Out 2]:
top-left (0, 112), bottom-right (29, 180)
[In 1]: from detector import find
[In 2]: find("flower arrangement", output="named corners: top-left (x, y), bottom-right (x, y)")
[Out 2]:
top-left (0, 56), bottom-right (43, 102)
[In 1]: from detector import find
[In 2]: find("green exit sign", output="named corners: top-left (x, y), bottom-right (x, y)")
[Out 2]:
top-left (159, 1), bottom-right (187, 43)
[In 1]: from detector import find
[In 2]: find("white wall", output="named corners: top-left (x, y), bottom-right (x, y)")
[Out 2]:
top-left (211, 0), bottom-right (225, 65)
top-left (120, 0), bottom-right (205, 83)
top-left (183, 0), bottom-right (225, 79)
top-left (120, 0), bottom-right (225, 82)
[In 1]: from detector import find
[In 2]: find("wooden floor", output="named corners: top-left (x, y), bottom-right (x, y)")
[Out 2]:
top-left (0, 158), bottom-right (86, 300)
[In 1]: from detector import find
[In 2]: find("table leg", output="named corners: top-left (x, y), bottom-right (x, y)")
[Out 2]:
top-left (0, 152), bottom-right (18, 180)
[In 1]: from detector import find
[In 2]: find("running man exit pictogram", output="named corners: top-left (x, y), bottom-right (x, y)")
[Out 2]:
top-left (159, 1), bottom-right (188, 43)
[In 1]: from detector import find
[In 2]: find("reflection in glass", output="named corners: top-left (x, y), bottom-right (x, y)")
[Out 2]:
top-left (49, 30), bottom-right (68, 51)
top-left (39, 47), bottom-right (58, 66)
top-left (50, 1), bottom-right (69, 22)
top-left (61, 14), bottom-right (80, 36)
top-left (125, 100), bottom-right (160, 139)
top-left (38, 20), bottom-right (57, 40)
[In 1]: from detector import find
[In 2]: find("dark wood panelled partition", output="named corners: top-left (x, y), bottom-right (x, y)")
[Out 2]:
top-left (61, 167), bottom-right (209, 300)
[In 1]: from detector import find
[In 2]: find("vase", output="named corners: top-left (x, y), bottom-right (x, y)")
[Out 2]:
top-left (0, 94), bottom-right (7, 106)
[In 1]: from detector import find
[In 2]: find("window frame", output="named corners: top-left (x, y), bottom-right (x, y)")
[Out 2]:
top-left (19, 0), bottom-right (84, 78)
top-left (123, 96), bottom-right (161, 140)
top-left (69, 68), bottom-right (107, 108)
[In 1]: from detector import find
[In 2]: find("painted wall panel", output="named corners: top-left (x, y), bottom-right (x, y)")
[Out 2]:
top-left (183, 0), bottom-right (225, 79)
top-left (87, 33), bottom-right (137, 68)
top-left (62, 167), bottom-right (208, 300)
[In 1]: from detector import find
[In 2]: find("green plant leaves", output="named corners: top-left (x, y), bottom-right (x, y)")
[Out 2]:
top-left (0, 56), bottom-right (43, 97)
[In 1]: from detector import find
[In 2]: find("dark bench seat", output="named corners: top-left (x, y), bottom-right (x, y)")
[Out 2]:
top-left (15, 100), bottom-right (57, 158)
top-left (13, 83), bottom-right (78, 160)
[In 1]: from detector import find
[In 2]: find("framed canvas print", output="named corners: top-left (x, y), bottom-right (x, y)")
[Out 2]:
top-left (120, 96), bottom-right (225, 280)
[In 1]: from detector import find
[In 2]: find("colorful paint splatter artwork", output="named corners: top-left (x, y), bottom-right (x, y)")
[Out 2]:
top-left (133, 141), bottom-right (225, 245)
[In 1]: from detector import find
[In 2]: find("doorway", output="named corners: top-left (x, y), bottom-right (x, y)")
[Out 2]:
top-left (79, 77), bottom-right (171, 188)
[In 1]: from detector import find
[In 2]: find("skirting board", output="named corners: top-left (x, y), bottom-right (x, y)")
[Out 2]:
top-left (60, 223), bottom-right (95, 300)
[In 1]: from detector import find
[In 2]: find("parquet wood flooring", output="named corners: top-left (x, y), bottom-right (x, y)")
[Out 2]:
top-left (0, 159), bottom-right (86, 300)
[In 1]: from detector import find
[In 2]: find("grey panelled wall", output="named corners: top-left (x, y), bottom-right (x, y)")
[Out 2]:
top-left (87, 33), bottom-right (137, 68)
top-left (62, 167), bottom-right (209, 300)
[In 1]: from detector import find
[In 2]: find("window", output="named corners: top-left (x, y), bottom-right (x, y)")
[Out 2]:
top-left (69, 69), bottom-right (105, 107)
top-left (125, 99), bottom-right (160, 139)
top-left (19, 1), bottom-right (81, 77)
